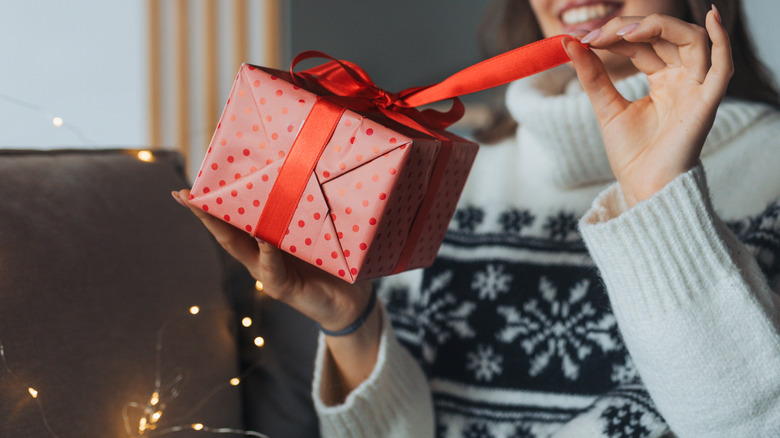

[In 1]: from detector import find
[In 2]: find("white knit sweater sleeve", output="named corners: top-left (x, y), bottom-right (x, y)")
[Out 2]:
top-left (579, 163), bottom-right (780, 437)
top-left (312, 302), bottom-right (435, 438)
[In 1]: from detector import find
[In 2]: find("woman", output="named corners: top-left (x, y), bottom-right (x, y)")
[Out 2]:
top-left (173, 0), bottom-right (780, 436)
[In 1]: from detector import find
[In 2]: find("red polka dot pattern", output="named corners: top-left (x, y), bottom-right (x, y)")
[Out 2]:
top-left (321, 143), bottom-right (431, 280)
top-left (405, 133), bottom-right (479, 269)
top-left (314, 112), bottom-right (410, 184)
top-left (190, 63), bottom-right (478, 283)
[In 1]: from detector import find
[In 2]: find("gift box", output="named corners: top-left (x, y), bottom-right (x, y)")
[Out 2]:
top-left (190, 36), bottom-right (579, 283)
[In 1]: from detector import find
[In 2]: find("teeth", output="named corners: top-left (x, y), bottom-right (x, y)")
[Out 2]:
top-left (561, 3), bottom-right (617, 25)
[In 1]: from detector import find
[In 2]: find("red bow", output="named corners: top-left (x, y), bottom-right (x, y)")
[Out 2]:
top-left (287, 35), bottom-right (586, 130)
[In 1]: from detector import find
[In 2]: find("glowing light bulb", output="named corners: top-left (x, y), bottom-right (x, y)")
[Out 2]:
top-left (254, 337), bottom-right (265, 347)
top-left (28, 387), bottom-right (38, 398)
top-left (255, 281), bottom-right (263, 291)
top-left (139, 417), bottom-right (148, 432)
top-left (136, 150), bottom-right (153, 162)
top-left (52, 117), bottom-right (63, 127)
top-left (151, 411), bottom-right (162, 423)
top-left (230, 377), bottom-right (240, 386)
top-left (241, 317), bottom-right (252, 327)
top-left (150, 391), bottom-right (159, 406)
top-left (189, 306), bottom-right (200, 315)
top-left (192, 423), bottom-right (204, 431)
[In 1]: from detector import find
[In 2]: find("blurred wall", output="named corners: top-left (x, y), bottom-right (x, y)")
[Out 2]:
top-left (287, 1), bottom-right (490, 93)
top-left (743, 0), bottom-right (780, 85)
top-left (1, 0), bottom-right (778, 158)
top-left (0, 0), bottom-right (146, 149)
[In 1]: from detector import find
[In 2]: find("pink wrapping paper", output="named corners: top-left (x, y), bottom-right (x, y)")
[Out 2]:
top-left (190, 64), bottom-right (478, 283)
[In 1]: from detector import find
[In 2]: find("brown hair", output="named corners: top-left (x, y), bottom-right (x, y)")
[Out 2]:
top-left (474, 0), bottom-right (780, 144)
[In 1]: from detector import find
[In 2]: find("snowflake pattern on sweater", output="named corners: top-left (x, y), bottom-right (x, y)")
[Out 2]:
top-left (374, 197), bottom-right (780, 438)
top-left (496, 276), bottom-right (620, 381)
top-left (472, 264), bottom-right (513, 300)
top-left (378, 204), bottom-right (671, 438)
top-left (601, 403), bottom-right (652, 438)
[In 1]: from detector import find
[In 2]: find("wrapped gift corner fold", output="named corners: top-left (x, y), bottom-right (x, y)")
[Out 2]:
top-left (190, 36), bottom-right (581, 282)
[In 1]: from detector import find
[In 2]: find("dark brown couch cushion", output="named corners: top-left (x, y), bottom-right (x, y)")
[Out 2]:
top-left (0, 149), bottom-right (244, 437)
top-left (240, 294), bottom-right (320, 438)
top-left (222, 256), bottom-right (322, 438)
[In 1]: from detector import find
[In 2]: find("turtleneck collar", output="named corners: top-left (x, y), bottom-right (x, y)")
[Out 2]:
top-left (505, 66), bottom-right (772, 188)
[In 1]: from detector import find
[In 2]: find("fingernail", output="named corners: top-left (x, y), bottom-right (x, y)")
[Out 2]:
top-left (712, 4), bottom-right (722, 24)
top-left (581, 28), bottom-right (601, 44)
top-left (171, 191), bottom-right (188, 207)
top-left (569, 29), bottom-right (590, 40)
top-left (616, 23), bottom-right (640, 36)
top-left (255, 237), bottom-right (266, 245)
top-left (561, 37), bottom-right (572, 55)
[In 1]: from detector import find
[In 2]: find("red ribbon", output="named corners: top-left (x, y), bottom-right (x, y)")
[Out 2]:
top-left (255, 35), bottom-right (586, 276)
top-left (254, 98), bottom-right (346, 246)
top-left (289, 35), bottom-right (586, 129)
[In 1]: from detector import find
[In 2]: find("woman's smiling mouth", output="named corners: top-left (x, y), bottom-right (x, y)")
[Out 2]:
top-left (559, 2), bottom-right (623, 31)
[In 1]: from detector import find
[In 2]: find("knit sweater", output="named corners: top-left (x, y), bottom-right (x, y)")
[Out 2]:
top-left (311, 68), bottom-right (780, 438)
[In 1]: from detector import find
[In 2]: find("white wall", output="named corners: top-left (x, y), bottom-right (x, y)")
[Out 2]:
top-left (0, 0), bottom-right (146, 149)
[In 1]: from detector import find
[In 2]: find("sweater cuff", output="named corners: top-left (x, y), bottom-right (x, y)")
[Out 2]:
top-left (578, 163), bottom-right (734, 317)
top-left (312, 302), bottom-right (434, 438)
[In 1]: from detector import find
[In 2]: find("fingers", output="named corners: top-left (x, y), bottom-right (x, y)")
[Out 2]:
top-left (598, 40), bottom-right (667, 75)
top-left (256, 240), bottom-right (291, 295)
top-left (585, 14), bottom-right (711, 81)
top-left (563, 38), bottom-right (629, 127)
top-left (174, 189), bottom-right (261, 270)
top-left (702, 6), bottom-right (734, 104)
top-left (622, 14), bottom-right (710, 81)
top-left (583, 16), bottom-right (674, 74)
top-left (568, 29), bottom-right (590, 40)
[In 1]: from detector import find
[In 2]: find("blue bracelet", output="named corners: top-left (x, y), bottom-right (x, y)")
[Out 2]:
top-left (317, 288), bottom-right (377, 337)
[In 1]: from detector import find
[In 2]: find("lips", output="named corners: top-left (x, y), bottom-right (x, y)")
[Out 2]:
top-left (559, 1), bottom-right (623, 32)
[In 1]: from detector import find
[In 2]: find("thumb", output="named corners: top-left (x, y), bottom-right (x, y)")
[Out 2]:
top-left (563, 38), bottom-right (628, 125)
top-left (256, 240), bottom-right (292, 296)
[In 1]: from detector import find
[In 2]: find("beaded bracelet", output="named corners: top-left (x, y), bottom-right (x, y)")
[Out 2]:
top-left (317, 288), bottom-right (377, 337)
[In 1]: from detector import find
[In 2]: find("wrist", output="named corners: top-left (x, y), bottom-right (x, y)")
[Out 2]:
top-left (316, 280), bottom-right (374, 333)
top-left (619, 169), bottom-right (688, 208)
top-left (318, 286), bottom-right (377, 337)
top-left (321, 294), bottom-right (383, 404)
top-left (618, 160), bottom-right (702, 209)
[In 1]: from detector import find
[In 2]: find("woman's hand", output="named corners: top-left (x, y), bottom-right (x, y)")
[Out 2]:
top-left (563, 8), bottom-right (733, 207)
top-left (172, 190), bottom-right (373, 332)
top-left (173, 189), bottom-right (381, 402)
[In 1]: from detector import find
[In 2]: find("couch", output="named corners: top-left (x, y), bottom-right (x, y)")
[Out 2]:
top-left (0, 149), bottom-right (321, 438)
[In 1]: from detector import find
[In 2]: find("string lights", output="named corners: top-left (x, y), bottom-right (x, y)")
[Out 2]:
top-left (137, 150), bottom-right (155, 162)
top-left (0, 92), bottom-right (95, 145)
top-left (1, 66), bottom-right (278, 438)
top-left (126, 304), bottom-right (270, 437)
top-left (0, 92), bottom-right (162, 165)
top-left (0, 340), bottom-right (60, 438)
top-left (1, 300), bottom-right (270, 438)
